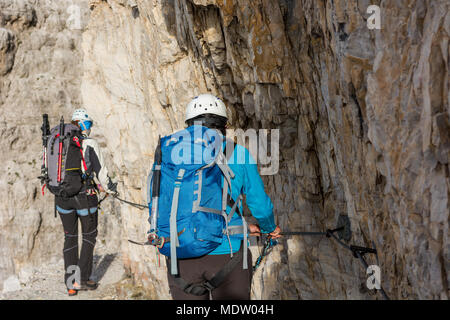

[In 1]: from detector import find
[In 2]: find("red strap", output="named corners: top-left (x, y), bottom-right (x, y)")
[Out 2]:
top-left (42, 184), bottom-right (46, 196)
top-left (57, 134), bottom-right (63, 183)
top-left (73, 136), bottom-right (88, 172)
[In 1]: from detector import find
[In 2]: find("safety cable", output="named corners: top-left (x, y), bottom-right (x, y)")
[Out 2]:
top-left (326, 231), bottom-right (390, 300)
top-left (253, 228), bottom-right (343, 271)
top-left (111, 183), bottom-right (389, 299)
top-left (255, 228), bottom-right (390, 300)
top-left (111, 193), bottom-right (149, 210)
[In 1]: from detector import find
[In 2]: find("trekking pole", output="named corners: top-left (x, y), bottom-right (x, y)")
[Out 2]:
top-left (149, 136), bottom-right (162, 238)
top-left (39, 114), bottom-right (50, 194)
top-left (57, 116), bottom-right (65, 183)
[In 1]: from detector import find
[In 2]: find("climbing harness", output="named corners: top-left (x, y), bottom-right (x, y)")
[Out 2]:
top-left (253, 215), bottom-right (390, 300)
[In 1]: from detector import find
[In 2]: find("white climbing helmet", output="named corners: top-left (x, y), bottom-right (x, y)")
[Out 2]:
top-left (185, 94), bottom-right (228, 122)
top-left (71, 108), bottom-right (92, 122)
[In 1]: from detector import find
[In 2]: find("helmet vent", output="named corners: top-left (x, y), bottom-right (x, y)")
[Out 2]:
top-left (185, 93), bottom-right (228, 122)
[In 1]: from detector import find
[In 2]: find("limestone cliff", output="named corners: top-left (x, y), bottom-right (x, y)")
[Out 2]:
top-left (0, 0), bottom-right (122, 292)
top-left (0, 0), bottom-right (448, 300)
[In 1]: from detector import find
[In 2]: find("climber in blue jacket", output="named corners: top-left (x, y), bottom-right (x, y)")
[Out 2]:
top-left (166, 94), bottom-right (281, 300)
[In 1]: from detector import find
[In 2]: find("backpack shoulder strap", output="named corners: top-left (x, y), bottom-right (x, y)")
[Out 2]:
top-left (72, 135), bottom-right (88, 172)
top-left (169, 168), bottom-right (185, 275)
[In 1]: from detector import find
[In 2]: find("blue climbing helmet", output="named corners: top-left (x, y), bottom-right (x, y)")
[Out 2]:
top-left (72, 108), bottom-right (93, 133)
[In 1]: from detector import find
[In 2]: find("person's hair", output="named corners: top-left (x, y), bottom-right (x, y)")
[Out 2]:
top-left (186, 114), bottom-right (227, 135)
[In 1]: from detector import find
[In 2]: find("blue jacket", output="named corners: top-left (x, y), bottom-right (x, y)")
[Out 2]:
top-left (209, 143), bottom-right (276, 255)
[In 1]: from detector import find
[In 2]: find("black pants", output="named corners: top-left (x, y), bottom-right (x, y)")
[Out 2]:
top-left (55, 194), bottom-right (98, 287)
top-left (167, 245), bottom-right (253, 300)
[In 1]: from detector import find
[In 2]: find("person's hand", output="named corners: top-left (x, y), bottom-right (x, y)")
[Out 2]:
top-left (97, 184), bottom-right (105, 193)
top-left (248, 224), bottom-right (261, 237)
top-left (107, 179), bottom-right (118, 194)
top-left (269, 226), bottom-right (282, 239)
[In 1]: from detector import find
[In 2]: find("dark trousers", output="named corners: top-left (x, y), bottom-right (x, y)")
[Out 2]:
top-left (167, 246), bottom-right (253, 300)
top-left (56, 194), bottom-right (98, 286)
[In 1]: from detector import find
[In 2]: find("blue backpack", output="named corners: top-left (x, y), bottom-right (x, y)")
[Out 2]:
top-left (147, 126), bottom-right (248, 275)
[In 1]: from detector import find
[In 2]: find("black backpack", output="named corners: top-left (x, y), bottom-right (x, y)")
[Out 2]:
top-left (45, 120), bottom-right (86, 198)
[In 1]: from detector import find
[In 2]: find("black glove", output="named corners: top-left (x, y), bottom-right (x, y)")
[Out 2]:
top-left (107, 179), bottom-right (118, 193)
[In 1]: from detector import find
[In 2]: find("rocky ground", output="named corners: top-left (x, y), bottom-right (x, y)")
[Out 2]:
top-left (0, 241), bottom-right (128, 300)
top-left (0, 232), bottom-right (267, 300)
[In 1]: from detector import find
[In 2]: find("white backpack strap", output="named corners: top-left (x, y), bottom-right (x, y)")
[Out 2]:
top-left (146, 170), bottom-right (153, 205)
top-left (221, 175), bottom-right (233, 257)
top-left (148, 164), bottom-right (161, 233)
top-left (222, 194), bottom-right (248, 270)
top-left (241, 211), bottom-right (248, 270)
top-left (214, 138), bottom-right (241, 260)
top-left (170, 168), bottom-right (185, 275)
top-left (227, 194), bottom-right (242, 224)
top-left (192, 170), bottom-right (202, 213)
top-left (192, 169), bottom-right (222, 215)
top-left (165, 137), bottom-right (178, 146)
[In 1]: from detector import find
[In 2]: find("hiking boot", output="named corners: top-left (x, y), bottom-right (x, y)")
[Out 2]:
top-left (72, 282), bottom-right (82, 291)
top-left (67, 288), bottom-right (78, 296)
top-left (78, 280), bottom-right (98, 291)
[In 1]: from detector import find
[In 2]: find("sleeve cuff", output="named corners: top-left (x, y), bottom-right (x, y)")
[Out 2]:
top-left (259, 217), bottom-right (277, 234)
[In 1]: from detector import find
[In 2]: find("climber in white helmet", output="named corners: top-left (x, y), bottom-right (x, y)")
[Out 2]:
top-left (185, 93), bottom-right (228, 130)
top-left (55, 108), bottom-right (118, 296)
top-left (164, 93), bottom-right (281, 300)
top-left (70, 108), bottom-right (117, 196)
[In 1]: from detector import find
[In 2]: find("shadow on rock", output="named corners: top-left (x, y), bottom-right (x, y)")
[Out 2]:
top-left (92, 253), bottom-right (117, 282)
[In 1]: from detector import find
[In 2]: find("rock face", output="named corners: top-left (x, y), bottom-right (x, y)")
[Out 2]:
top-left (0, 0), bottom-right (122, 292)
top-left (1, 0), bottom-right (448, 300)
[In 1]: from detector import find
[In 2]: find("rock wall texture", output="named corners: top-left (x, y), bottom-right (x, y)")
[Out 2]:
top-left (1, 0), bottom-right (448, 300)
top-left (0, 0), bottom-right (122, 292)
top-left (82, 0), bottom-right (449, 300)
